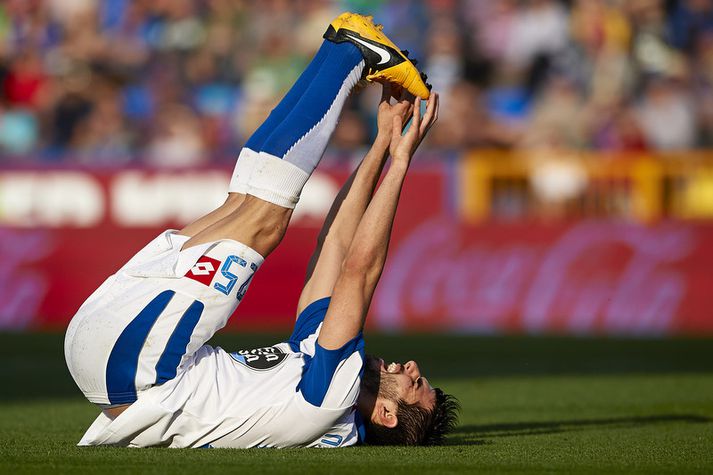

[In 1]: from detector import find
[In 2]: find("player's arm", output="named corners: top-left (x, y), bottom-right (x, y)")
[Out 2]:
top-left (296, 85), bottom-right (414, 315)
top-left (317, 93), bottom-right (439, 349)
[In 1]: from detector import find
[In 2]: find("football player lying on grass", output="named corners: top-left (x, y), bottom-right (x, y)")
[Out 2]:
top-left (65, 13), bottom-right (459, 448)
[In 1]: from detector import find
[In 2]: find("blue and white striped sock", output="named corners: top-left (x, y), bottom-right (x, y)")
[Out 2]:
top-left (230, 41), bottom-right (364, 208)
top-left (229, 41), bottom-right (332, 196)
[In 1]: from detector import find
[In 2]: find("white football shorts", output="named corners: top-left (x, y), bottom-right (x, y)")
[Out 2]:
top-left (64, 230), bottom-right (264, 406)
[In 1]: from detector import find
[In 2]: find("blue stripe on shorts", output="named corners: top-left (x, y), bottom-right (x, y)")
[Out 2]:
top-left (105, 290), bottom-right (175, 404)
top-left (105, 291), bottom-right (205, 404)
top-left (155, 299), bottom-right (205, 384)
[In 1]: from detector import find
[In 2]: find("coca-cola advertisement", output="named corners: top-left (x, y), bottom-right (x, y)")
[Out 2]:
top-left (1, 166), bottom-right (712, 335)
top-left (374, 218), bottom-right (713, 335)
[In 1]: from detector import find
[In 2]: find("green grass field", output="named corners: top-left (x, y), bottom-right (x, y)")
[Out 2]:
top-left (1, 332), bottom-right (712, 474)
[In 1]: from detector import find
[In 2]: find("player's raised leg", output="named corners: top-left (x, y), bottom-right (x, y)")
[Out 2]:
top-left (180, 38), bottom-right (365, 256)
top-left (181, 13), bottom-right (429, 253)
top-left (178, 38), bottom-right (337, 238)
top-left (181, 13), bottom-right (430, 258)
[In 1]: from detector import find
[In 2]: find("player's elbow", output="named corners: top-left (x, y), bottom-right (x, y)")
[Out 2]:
top-left (341, 245), bottom-right (383, 284)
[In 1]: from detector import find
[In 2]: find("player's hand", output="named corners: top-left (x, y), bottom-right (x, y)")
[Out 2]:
top-left (389, 92), bottom-right (439, 166)
top-left (376, 83), bottom-right (415, 141)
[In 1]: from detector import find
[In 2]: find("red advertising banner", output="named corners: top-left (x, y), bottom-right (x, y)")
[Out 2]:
top-left (374, 219), bottom-right (713, 335)
top-left (1, 166), bottom-right (712, 335)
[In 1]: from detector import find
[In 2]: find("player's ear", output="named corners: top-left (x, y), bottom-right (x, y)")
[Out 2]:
top-left (376, 398), bottom-right (398, 429)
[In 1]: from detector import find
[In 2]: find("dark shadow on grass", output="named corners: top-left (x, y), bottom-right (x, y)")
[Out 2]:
top-left (447, 414), bottom-right (711, 445)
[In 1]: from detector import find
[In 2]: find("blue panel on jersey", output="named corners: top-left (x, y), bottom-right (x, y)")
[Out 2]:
top-left (154, 299), bottom-right (205, 385)
top-left (105, 290), bottom-right (175, 404)
top-left (298, 333), bottom-right (365, 407)
top-left (261, 42), bottom-right (363, 159)
top-left (354, 410), bottom-right (367, 445)
top-left (288, 297), bottom-right (331, 352)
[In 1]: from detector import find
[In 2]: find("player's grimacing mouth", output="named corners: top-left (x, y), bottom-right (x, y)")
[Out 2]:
top-left (368, 356), bottom-right (413, 375)
top-left (372, 359), bottom-right (415, 374)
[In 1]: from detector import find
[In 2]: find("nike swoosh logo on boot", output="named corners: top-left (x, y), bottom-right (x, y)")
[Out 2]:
top-left (346, 34), bottom-right (391, 65)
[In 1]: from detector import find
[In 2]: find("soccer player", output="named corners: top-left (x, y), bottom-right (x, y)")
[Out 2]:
top-left (65, 13), bottom-right (458, 448)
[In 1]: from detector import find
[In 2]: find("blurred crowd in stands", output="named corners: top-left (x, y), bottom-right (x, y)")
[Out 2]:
top-left (1, 0), bottom-right (713, 165)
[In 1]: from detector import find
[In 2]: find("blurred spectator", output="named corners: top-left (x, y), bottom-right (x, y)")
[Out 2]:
top-left (521, 75), bottom-right (586, 149)
top-left (423, 16), bottom-right (464, 97)
top-left (589, 101), bottom-right (648, 151)
top-left (668, 0), bottom-right (713, 52)
top-left (429, 80), bottom-right (516, 148)
top-left (0, 0), bottom-right (712, 163)
top-left (636, 76), bottom-right (696, 149)
top-left (146, 104), bottom-right (206, 167)
top-left (0, 102), bottom-right (38, 155)
top-left (3, 51), bottom-right (47, 108)
top-left (71, 82), bottom-right (132, 163)
top-left (505, 0), bottom-right (569, 69)
top-left (332, 107), bottom-right (369, 152)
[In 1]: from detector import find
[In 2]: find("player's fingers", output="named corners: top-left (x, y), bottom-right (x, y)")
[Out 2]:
top-left (393, 98), bottom-right (412, 124)
top-left (420, 93), bottom-right (436, 134)
top-left (400, 104), bottom-right (414, 132)
top-left (392, 115), bottom-right (403, 142)
top-left (409, 97), bottom-right (421, 138)
top-left (421, 92), bottom-right (438, 135)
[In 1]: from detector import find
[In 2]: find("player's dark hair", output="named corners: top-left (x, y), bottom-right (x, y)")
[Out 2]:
top-left (364, 388), bottom-right (460, 446)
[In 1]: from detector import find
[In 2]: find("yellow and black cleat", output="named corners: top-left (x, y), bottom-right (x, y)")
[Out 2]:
top-left (325, 12), bottom-right (352, 33)
top-left (324, 12), bottom-right (431, 99)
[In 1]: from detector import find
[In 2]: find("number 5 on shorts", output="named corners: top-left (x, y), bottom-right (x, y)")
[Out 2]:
top-left (214, 255), bottom-right (247, 295)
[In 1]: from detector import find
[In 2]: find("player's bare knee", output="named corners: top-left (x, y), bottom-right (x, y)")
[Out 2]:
top-left (227, 195), bottom-right (291, 248)
top-left (210, 193), bottom-right (245, 218)
top-left (254, 216), bottom-right (289, 246)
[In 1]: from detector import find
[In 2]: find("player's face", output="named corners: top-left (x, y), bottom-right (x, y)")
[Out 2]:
top-left (372, 357), bottom-right (437, 411)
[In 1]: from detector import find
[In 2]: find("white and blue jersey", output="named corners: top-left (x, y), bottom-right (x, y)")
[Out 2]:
top-left (75, 298), bottom-right (366, 448)
top-left (65, 231), bottom-right (366, 448)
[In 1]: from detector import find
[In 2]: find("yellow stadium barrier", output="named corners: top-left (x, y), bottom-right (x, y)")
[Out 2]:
top-left (459, 150), bottom-right (713, 223)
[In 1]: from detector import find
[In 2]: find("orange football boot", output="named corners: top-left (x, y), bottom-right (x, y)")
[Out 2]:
top-left (324, 12), bottom-right (431, 99)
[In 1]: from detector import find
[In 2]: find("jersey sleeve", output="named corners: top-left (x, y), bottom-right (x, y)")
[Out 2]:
top-left (297, 333), bottom-right (365, 409)
top-left (287, 297), bottom-right (331, 356)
